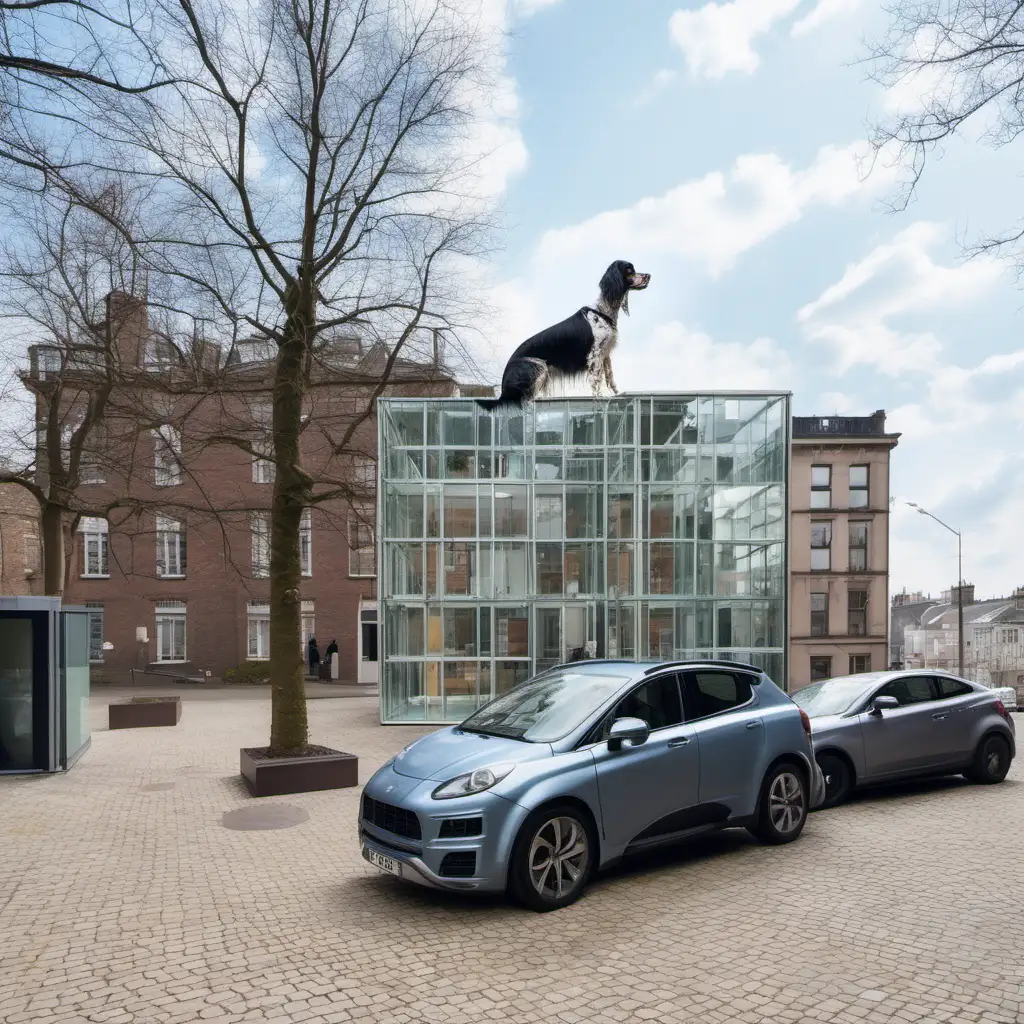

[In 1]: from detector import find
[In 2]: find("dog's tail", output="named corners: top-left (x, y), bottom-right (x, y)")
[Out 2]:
top-left (475, 389), bottom-right (524, 412)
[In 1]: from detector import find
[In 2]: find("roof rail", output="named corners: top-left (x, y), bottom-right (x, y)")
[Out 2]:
top-left (643, 659), bottom-right (762, 675)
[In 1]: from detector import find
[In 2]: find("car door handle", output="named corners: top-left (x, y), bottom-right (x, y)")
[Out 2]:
top-left (932, 713), bottom-right (949, 720)
top-left (746, 721), bottom-right (762, 730)
top-left (668, 737), bottom-right (690, 748)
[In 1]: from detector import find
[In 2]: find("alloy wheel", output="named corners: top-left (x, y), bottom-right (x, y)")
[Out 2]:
top-left (528, 816), bottom-right (589, 900)
top-left (769, 771), bottom-right (805, 835)
top-left (987, 745), bottom-right (1004, 776)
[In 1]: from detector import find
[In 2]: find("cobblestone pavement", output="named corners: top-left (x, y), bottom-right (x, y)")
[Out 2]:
top-left (2, 697), bottom-right (1024, 1024)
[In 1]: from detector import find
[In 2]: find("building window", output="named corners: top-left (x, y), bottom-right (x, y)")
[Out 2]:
top-left (810, 465), bottom-right (831, 509)
top-left (352, 456), bottom-right (376, 492)
top-left (155, 601), bottom-right (186, 662)
top-left (1001, 628), bottom-right (1020, 645)
top-left (247, 602), bottom-right (270, 660)
top-left (348, 503), bottom-right (375, 577)
top-left (23, 533), bottom-right (40, 574)
top-left (810, 592), bottom-right (829, 637)
top-left (849, 465), bottom-right (869, 509)
top-left (79, 517), bottom-right (109, 577)
top-left (848, 589), bottom-right (868, 636)
top-left (144, 337), bottom-right (181, 369)
top-left (810, 521), bottom-right (831, 571)
top-left (849, 522), bottom-right (868, 572)
top-left (86, 603), bottom-right (104, 662)
top-left (156, 515), bottom-right (186, 577)
top-left (251, 513), bottom-right (270, 578)
top-left (251, 401), bottom-right (274, 483)
top-left (849, 653), bottom-right (871, 674)
top-left (810, 656), bottom-right (832, 682)
top-left (153, 425), bottom-right (182, 486)
top-left (300, 508), bottom-right (312, 577)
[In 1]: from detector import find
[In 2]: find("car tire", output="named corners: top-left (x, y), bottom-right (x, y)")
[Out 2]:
top-left (508, 803), bottom-right (594, 912)
top-left (748, 762), bottom-right (808, 845)
top-left (966, 734), bottom-right (1012, 785)
top-left (817, 753), bottom-right (853, 809)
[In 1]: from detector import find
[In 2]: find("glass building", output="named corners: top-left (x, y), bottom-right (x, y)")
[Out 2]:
top-left (378, 393), bottom-right (790, 724)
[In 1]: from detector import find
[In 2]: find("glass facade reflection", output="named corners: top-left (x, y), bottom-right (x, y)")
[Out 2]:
top-left (378, 394), bottom-right (790, 723)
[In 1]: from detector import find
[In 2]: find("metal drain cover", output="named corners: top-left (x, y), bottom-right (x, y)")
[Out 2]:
top-left (139, 782), bottom-right (176, 792)
top-left (221, 804), bottom-right (310, 831)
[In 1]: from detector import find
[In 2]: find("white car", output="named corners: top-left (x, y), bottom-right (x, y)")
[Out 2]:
top-left (985, 684), bottom-right (1019, 712)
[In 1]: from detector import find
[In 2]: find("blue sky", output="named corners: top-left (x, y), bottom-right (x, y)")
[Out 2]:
top-left (475, 0), bottom-right (1024, 601)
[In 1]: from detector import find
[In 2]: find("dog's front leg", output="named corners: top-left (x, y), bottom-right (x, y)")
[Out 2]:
top-left (603, 354), bottom-right (618, 396)
top-left (587, 351), bottom-right (604, 397)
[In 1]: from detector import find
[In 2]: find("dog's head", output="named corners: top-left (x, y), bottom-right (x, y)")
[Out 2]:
top-left (599, 260), bottom-right (651, 316)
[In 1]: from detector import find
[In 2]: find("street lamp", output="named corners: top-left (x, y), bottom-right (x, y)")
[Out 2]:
top-left (906, 502), bottom-right (964, 675)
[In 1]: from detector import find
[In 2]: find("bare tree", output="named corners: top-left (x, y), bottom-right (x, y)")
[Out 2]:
top-left (3, 0), bottom-right (495, 755)
top-left (869, 1), bottom-right (1024, 258)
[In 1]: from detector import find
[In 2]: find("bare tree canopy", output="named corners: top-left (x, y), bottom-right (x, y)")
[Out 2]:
top-left (0, 0), bottom-right (500, 756)
top-left (870, 1), bottom-right (1024, 254)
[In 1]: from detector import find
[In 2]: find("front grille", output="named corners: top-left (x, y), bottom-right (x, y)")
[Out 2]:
top-left (439, 851), bottom-right (477, 878)
top-left (438, 817), bottom-right (483, 839)
top-left (362, 795), bottom-right (421, 840)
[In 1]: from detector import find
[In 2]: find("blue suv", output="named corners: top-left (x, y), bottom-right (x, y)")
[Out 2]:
top-left (360, 660), bottom-right (826, 911)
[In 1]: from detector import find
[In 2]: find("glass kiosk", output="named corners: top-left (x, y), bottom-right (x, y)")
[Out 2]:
top-left (0, 597), bottom-right (91, 773)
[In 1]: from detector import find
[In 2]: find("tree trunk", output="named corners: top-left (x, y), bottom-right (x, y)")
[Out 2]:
top-left (268, 313), bottom-right (311, 755)
top-left (41, 502), bottom-right (65, 597)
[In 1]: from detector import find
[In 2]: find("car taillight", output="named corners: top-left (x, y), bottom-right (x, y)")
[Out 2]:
top-left (799, 709), bottom-right (812, 737)
top-left (995, 699), bottom-right (1011, 720)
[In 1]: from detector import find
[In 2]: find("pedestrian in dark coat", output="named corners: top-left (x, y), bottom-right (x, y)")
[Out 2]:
top-left (307, 636), bottom-right (320, 676)
top-left (324, 639), bottom-right (339, 662)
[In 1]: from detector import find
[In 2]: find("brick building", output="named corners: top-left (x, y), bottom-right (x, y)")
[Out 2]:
top-left (789, 411), bottom-right (900, 689)
top-left (25, 292), bottom-right (460, 684)
top-left (0, 482), bottom-right (41, 595)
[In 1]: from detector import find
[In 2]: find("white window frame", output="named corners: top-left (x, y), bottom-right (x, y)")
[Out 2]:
top-left (348, 503), bottom-right (375, 578)
top-left (156, 515), bottom-right (186, 578)
top-left (300, 600), bottom-right (315, 653)
top-left (153, 425), bottom-right (182, 487)
top-left (251, 512), bottom-right (270, 578)
top-left (86, 602), bottom-right (104, 663)
top-left (252, 451), bottom-right (275, 484)
top-left (301, 508), bottom-right (312, 577)
top-left (155, 601), bottom-right (187, 663)
top-left (79, 517), bottom-right (109, 578)
top-left (251, 402), bottom-right (275, 483)
top-left (247, 601), bottom-right (270, 660)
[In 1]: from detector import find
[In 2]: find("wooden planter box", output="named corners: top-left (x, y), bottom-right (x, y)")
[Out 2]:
top-left (239, 746), bottom-right (359, 797)
top-left (109, 697), bottom-right (182, 730)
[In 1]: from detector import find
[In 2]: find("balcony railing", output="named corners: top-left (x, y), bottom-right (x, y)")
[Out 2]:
top-left (792, 411), bottom-right (887, 438)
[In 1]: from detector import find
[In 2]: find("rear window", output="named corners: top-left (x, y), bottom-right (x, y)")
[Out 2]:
top-left (684, 671), bottom-right (753, 720)
top-left (938, 677), bottom-right (973, 698)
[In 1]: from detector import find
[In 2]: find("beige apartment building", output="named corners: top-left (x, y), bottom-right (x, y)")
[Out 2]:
top-left (789, 411), bottom-right (900, 690)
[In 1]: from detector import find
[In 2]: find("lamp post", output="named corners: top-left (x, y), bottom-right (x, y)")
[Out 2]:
top-left (907, 502), bottom-right (964, 675)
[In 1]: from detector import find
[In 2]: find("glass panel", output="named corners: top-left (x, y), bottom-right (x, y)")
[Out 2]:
top-left (564, 543), bottom-right (602, 595)
top-left (444, 607), bottom-right (478, 656)
top-left (607, 401), bottom-right (634, 445)
top-left (810, 490), bottom-right (831, 509)
top-left (647, 606), bottom-right (675, 659)
top-left (443, 407), bottom-right (475, 446)
top-left (386, 605), bottom-right (424, 656)
top-left (445, 451), bottom-right (475, 478)
top-left (535, 452), bottom-right (563, 480)
top-left (495, 660), bottom-right (530, 696)
top-left (387, 543), bottom-right (424, 595)
top-left (383, 661), bottom-right (426, 722)
top-left (648, 542), bottom-right (694, 595)
top-left (427, 607), bottom-right (442, 654)
top-left (492, 542), bottom-right (529, 598)
top-left (495, 607), bottom-right (529, 656)
top-left (536, 543), bottom-right (563, 594)
top-left (608, 493), bottom-right (634, 538)
top-left (493, 450), bottom-right (529, 479)
top-left (390, 404), bottom-right (424, 446)
top-left (478, 607), bottom-right (492, 657)
top-left (536, 607), bottom-right (562, 673)
top-left (570, 408), bottom-right (604, 446)
top-left (0, 617), bottom-right (35, 770)
top-left (63, 612), bottom-right (91, 765)
top-left (387, 449), bottom-right (423, 480)
top-left (387, 491), bottom-right (424, 536)
top-left (608, 450), bottom-right (635, 483)
top-left (608, 543), bottom-right (634, 596)
top-left (652, 399), bottom-right (697, 445)
top-left (607, 603), bottom-right (635, 658)
top-left (535, 406), bottom-right (566, 446)
top-left (493, 486), bottom-right (528, 537)
top-left (535, 493), bottom-right (563, 540)
top-left (443, 485), bottom-right (476, 537)
top-left (443, 542), bottom-right (477, 595)
top-left (443, 662), bottom-right (479, 721)
top-left (566, 451), bottom-right (604, 481)
top-left (424, 542), bottom-right (441, 596)
top-left (426, 489), bottom-right (441, 536)
top-left (696, 543), bottom-right (715, 596)
top-left (565, 487), bottom-right (601, 538)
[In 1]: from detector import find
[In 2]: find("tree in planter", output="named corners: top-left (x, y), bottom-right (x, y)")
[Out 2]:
top-left (12, 0), bottom-right (497, 755)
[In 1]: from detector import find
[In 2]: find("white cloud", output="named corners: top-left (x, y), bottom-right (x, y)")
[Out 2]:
top-left (533, 141), bottom-right (887, 280)
top-left (630, 69), bottom-right (678, 109)
top-left (790, 0), bottom-right (864, 37)
top-left (797, 222), bottom-right (1004, 375)
top-left (617, 321), bottom-right (793, 392)
top-left (512, 0), bottom-right (563, 16)
top-left (670, 0), bottom-right (802, 78)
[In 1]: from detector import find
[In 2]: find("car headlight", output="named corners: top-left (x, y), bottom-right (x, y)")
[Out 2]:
top-left (431, 763), bottom-right (515, 800)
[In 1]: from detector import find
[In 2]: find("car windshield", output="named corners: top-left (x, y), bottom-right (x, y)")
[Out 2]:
top-left (458, 668), bottom-right (632, 742)
top-left (792, 677), bottom-right (870, 717)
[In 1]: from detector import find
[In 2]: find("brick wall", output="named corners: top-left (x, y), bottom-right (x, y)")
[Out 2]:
top-left (0, 484), bottom-right (41, 596)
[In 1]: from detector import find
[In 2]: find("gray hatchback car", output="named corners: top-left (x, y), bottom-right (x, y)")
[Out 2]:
top-left (792, 669), bottom-right (1016, 807)
top-left (360, 659), bottom-right (826, 911)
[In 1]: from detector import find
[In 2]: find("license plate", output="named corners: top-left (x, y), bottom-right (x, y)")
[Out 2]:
top-left (364, 846), bottom-right (402, 877)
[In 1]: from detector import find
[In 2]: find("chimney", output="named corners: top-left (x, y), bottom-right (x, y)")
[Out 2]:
top-left (951, 582), bottom-right (975, 606)
top-left (432, 328), bottom-right (445, 369)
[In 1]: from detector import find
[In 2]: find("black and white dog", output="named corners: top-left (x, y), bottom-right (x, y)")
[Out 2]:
top-left (476, 260), bottom-right (651, 411)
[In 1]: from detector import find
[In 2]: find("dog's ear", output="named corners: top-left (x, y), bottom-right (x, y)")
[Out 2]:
top-left (599, 261), bottom-right (629, 314)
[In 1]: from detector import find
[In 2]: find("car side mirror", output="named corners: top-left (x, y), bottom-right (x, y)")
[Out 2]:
top-left (870, 696), bottom-right (900, 715)
top-left (607, 717), bottom-right (650, 751)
